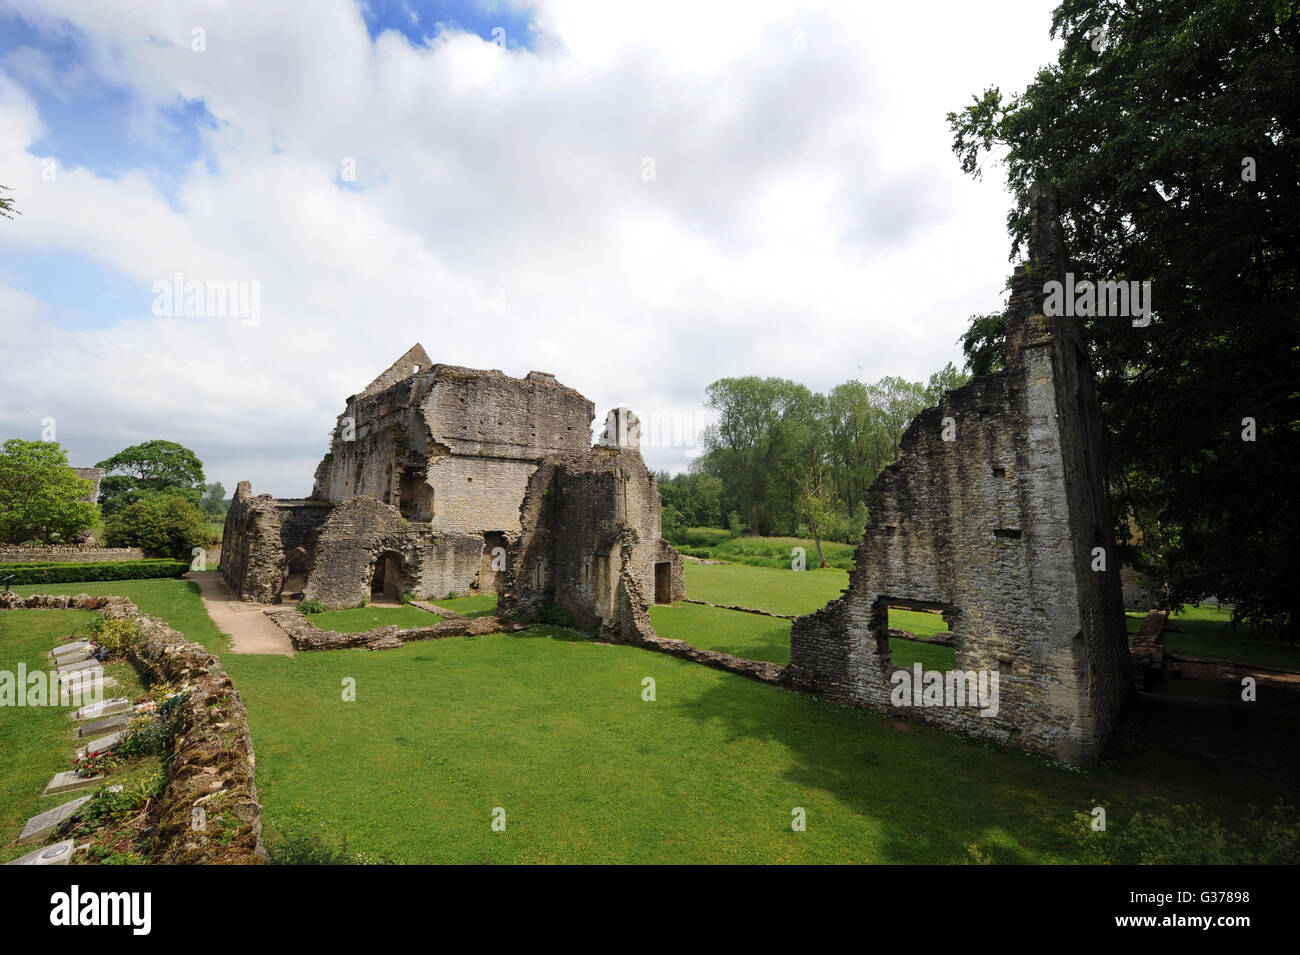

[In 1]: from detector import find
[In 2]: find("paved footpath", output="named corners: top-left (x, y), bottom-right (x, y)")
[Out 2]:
top-left (189, 571), bottom-right (294, 656)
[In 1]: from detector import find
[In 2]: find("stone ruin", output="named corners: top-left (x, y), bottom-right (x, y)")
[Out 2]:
top-left (787, 183), bottom-right (1130, 767)
top-left (219, 349), bottom-right (684, 635)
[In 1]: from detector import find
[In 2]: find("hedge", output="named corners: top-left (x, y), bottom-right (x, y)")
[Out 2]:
top-left (0, 559), bottom-right (189, 584)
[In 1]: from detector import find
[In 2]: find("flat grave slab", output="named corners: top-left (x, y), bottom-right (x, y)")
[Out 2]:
top-left (56, 658), bottom-right (101, 675)
top-left (16, 794), bottom-right (92, 846)
top-left (16, 785), bottom-right (122, 846)
top-left (50, 641), bottom-right (91, 658)
top-left (77, 731), bottom-right (124, 758)
top-left (50, 648), bottom-right (92, 665)
top-left (74, 714), bottom-right (129, 739)
top-left (71, 698), bottom-right (130, 721)
top-left (5, 840), bottom-right (74, 866)
top-left (43, 771), bottom-right (103, 797)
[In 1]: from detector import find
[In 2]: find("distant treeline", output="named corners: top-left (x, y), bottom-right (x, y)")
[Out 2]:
top-left (658, 363), bottom-right (967, 562)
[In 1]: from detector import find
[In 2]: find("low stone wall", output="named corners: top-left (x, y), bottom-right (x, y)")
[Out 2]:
top-left (1130, 608), bottom-right (1169, 690)
top-left (0, 592), bottom-right (265, 865)
top-left (268, 609), bottom-right (522, 651)
top-left (0, 545), bottom-right (144, 563)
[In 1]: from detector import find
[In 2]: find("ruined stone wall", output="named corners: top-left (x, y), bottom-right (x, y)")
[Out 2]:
top-left (275, 500), bottom-right (334, 572)
top-left (219, 482), bottom-right (286, 603)
top-left (787, 183), bottom-right (1128, 768)
top-left (301, 496), bottom-right (444, 610)
top-left (499, 447), bottom-right (684, 634)
top-left (311, 365), bottom-right (595, 535)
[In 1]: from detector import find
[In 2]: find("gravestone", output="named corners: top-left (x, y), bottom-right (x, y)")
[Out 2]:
top-left (5, 840), bottom-right (74, 865)
top-left (50, 647), bottom-right (92, 665)
top-left (50, 641), bottom-right (91, 659)
top-left (16, 785), bottom-right (122, 846)
top-left (77, 732), bottom-right (123, 758)
top-left (43, 771), bottom-right (103, 797)
top-left (71, 698), bottom-right (130, 721)
top-left (56, 658), bottom-right (100, 675)
top-left (74, 714), bottom-right (129, 739)
top-left (16, 794), bottom-right (92, 845)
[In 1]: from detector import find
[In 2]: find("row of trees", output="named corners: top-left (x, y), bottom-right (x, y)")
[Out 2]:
top-left (0, 438), bottom-right (224, 561)
top-left (661, 363), bottom-right (968, 565)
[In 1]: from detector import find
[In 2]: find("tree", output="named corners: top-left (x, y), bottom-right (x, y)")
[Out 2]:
top-left (0, 184), bottom-right (17, 220)
top-left (0, 440), bottom-right (100, 544)
top-left (923, 361), bottom-right (972, 405)
top-left (201, 481), bottom-right (227, 518)
top-left (699, 377), bottom-right (810, 536)
top-left (104, 493), bottom-right (209, 561)
top-left (97, 440), bottom-right (207, 517)
top-left (947, 0), bottom-right (1300, 637)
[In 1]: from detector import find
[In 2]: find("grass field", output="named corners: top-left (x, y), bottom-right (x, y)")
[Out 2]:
top-left (308, 604), bottom-right (442, 633)
top-left (683, 562), bottom-right (849, 615)
top-left (649, 602), bottom-right (954, 670)
top-left (4, 574), bottom-right (1297, 864)
top-left (674, 528), bottom-right (858, 571)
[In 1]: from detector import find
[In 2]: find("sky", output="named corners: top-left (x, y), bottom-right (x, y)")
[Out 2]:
top-left (0, 0), bottom-right (1063, 498)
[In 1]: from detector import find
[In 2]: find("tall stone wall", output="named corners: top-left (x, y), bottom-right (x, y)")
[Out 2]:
top-left (787, 183), bottom-right (1128, 768)
top-left (499, 447), bottom-right (684, 635)
top-left (219, 482), bottom-right (286, 602)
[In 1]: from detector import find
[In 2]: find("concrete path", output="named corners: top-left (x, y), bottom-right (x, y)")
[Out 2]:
top-left (189, 571), bottom-right (294, 656)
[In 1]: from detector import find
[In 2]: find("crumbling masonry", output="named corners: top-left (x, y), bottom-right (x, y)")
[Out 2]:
top-left (219, 350), bottom-right (683, 634)
top-left (787, 183), bottom-right (1130, 767)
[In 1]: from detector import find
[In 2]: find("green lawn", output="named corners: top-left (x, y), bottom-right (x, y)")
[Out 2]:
top-left (684, 562), bottom-right (849, 616)
top-left (436, 594), bottom-right (498, 618)
top-left (6, 575), bottom-right (1295, 864)
top-left (308, 604), bottom-right (442, 633)
top-left (649, 602), bottom-right (954, 670)
top-left (1165, 605), bottom-right (1300, 671)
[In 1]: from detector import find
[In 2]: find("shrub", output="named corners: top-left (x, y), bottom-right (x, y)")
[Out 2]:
top-left (0, 559), bottom-right (187, 584)
top-left (90, 616), bottom-right (143, 655)
top-left (297, 598), bottom-right (325, 615)
top-left (104, 493), bottom-right (208, 561)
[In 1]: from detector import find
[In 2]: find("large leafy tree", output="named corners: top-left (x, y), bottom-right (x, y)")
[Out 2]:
top-left (947, 0), bottom-right (1299, 637)
top-left (104, 493), bottom-right (209, 562)
top-left (96, 440), bottom-right (207, 517)
top-left (0, 440), bottom-right (99, 544)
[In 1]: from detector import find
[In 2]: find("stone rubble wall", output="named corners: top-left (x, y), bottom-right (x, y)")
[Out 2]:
top-left (267, 608), bottom-right (522, 651)
top-left (0, 593), bottom-right (265, 865)
top-left (218, 482), bottom-right (286, 602)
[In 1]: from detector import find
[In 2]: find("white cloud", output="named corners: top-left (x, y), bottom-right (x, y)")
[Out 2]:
top-left (0, 0), bottom-right (1061, 493)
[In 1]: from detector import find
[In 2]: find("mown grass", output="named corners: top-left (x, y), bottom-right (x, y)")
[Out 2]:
top-left (7, 575), bottom-right (1295, 864)
top-left (649, 602), bottom-right (954, 670)
top-left (1164, 605), bottom-right (1300, 671)
top-left (0, 609), bottom-right (156, 863)
top-left (308, 605), bottom-right (442, 633)
top-left (675, 528), bottom-right (857, 571)
top-left (434, 594), bottom-right (498, 618)
top-left (683, 562), bottom-right (849, 616)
